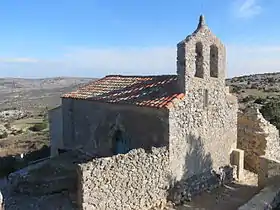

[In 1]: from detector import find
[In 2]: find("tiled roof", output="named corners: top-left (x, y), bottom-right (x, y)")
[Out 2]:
top-left (62, 75), bottom-right (184, 109)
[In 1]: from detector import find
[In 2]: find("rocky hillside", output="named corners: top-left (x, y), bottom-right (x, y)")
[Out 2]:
top-left (227, 72), bottom-right (280, 129)
top-left (0, 77), bottom-right (96, 159)
top-left (0, 77), bottom-right (95, 114)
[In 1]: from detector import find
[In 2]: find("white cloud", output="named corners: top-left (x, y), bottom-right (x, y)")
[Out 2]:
top-left (0, 57), bottom-right (39, 63)
top-left (60, 47), bottom-right (175, 75)
top-left (233, 0), bottom-right (262, 18)
top-left (1, 45), bottom-right (280, 79)
top-left (227, 44), bottom-right (280, 77)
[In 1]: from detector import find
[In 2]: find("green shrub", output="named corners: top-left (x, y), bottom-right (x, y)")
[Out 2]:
top-left (29, 122), bottom-right (47, 132)
top-left (254, 98), bottom-right (266, 105)
top-left (260, 101), bottom-right (280, 130)
top-left (231, 86), bottom-right (242, 93)
top-left (241, 95), bottom-right (256, 103)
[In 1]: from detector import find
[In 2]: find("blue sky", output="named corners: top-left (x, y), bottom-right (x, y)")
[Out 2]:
top-left (0, 0), bottom-right (279, 78)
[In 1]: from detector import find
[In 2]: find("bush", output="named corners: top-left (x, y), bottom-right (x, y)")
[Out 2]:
top-left (260, 101), bottom-right (280, 130)
top-left (29, 122), bottom-right (47, 132)
top-left (231, 86), bottom-right (242, 93)
top-left (0, 131), bottom-right (8, 139)
top-left (254, 98), bottom-right (266, 105)
top-left (241, 95), bottom-right (256, 103)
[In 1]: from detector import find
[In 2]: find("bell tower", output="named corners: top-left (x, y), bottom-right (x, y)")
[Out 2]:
top-left (177, 15), bottom-right (226, 93)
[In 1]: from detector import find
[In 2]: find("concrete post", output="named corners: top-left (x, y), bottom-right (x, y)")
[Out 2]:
top-left (231, 149), bottom-right (244, 181)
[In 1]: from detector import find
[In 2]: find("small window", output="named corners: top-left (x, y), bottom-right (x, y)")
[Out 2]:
top-left (195, 42), bottom-right (204, 78)
top-left (210, 45), bottom-right (218, 78)
top-left (203, 89), bottom-right (208, 108)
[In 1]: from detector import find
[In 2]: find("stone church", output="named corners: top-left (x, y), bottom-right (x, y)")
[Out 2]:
top-left (51, 15), bottom-right (238, 183)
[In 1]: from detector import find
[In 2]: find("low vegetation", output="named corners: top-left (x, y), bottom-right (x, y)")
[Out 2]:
top-left (227, 73), bottom-right (280, 129)
top-left (28, 122), bottom-right (48, 132)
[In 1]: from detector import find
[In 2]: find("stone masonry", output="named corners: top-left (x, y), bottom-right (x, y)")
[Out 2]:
top-left (61, 99), bottom-right (169, 157)
top-left (238, 106), bottom-right (280, 173)
top-left (169, 15), bottom-right (238, 183)
top-left (76, 147), bottom-right (170, 210)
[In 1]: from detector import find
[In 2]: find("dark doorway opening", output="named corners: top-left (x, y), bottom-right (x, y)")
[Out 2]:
top-left (112, 129), bottom-right (128, 155)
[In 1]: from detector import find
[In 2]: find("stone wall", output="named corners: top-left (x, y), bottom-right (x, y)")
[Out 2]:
top-left (258, 156), bottom-right (280, 188)
top-left (240, 156), bottom-right (280, 210)
top-left (168, 90), bottom-right (237, 182)
top-left (76, 147), bottom-right (170, 210)
top-left (62, 99), bottom-right (169, 157)
top-left (238, 183), bottom-right (280, 210)
top-left (170, 15), bottom-right (238, 183)
top-left (237, 107), bottom-right (280, 173)
top-left (4, 150), bottom-right (92, 210)
top-left (48, 106), bottom-right (63, 157)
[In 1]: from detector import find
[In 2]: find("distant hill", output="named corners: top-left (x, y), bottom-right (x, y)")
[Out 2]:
top-left (226, 72), bottom-right (280, 108)
top-left (2, 72), bottom-right (280, 114)
top-left (227, 72), bottom-right (280, 130)
top-left (0, 77), bottom-right (96, 113)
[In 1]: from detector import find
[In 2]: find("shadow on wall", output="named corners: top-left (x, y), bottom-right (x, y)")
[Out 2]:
top-left (167, 133), bottom-right (233, 204)
top-left (0, 145), bottom-right (50, 178)
top-left (183, 134), bottom-right (213, 177)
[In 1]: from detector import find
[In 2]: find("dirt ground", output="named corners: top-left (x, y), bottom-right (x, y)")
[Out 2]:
top-left (0, 116), bottom-right (49, 157)
top-left (0, 132), bottom-right (49, 157)
top-left (172, 170), bottom-right (260, 210)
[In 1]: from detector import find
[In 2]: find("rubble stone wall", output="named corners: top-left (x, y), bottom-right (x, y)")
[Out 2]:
top-left (76, 147), bottom-right (170, 210)
top-left (172, 15), bottom-right (238, 183)
top-left (237, 107), bottom-right (280, 173)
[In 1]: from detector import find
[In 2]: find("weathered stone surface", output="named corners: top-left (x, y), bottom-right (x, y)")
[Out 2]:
top-left (77, 147), bottom-right (170, 210)
top-left (170, 15), bottom-right (238, 183)
top-left (7, 160), bottom-right (76, 196)
top-left (258, 156), bottom-right (280, 188)
top-left (61, 99), bottom-right (169, 157)
top-left (48, 106), bottom-right (63, 157)
top-left (238, 182), bottom-right (280, 210)
top-left (237, 106), bottom-right (280, 173)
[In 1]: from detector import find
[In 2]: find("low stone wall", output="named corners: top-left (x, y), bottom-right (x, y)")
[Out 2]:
top-left (0, 146), bottom-right (50, 178)
top-left (4, 150), bottom-right (93, 209)
top-left (258, 156), bottom-right (280, 188)
top-left (238, 184), bottom-right (280, 210)
top-left (237, 107), bottom-right (280, 173)
top-left (240, 156), bottom-right (280, 210)
top-left (76, 147), bottom-right (170, 210)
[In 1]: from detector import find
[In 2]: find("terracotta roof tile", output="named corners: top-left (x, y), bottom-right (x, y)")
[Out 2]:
top-left (62, 75), bottom-right (184, 109)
